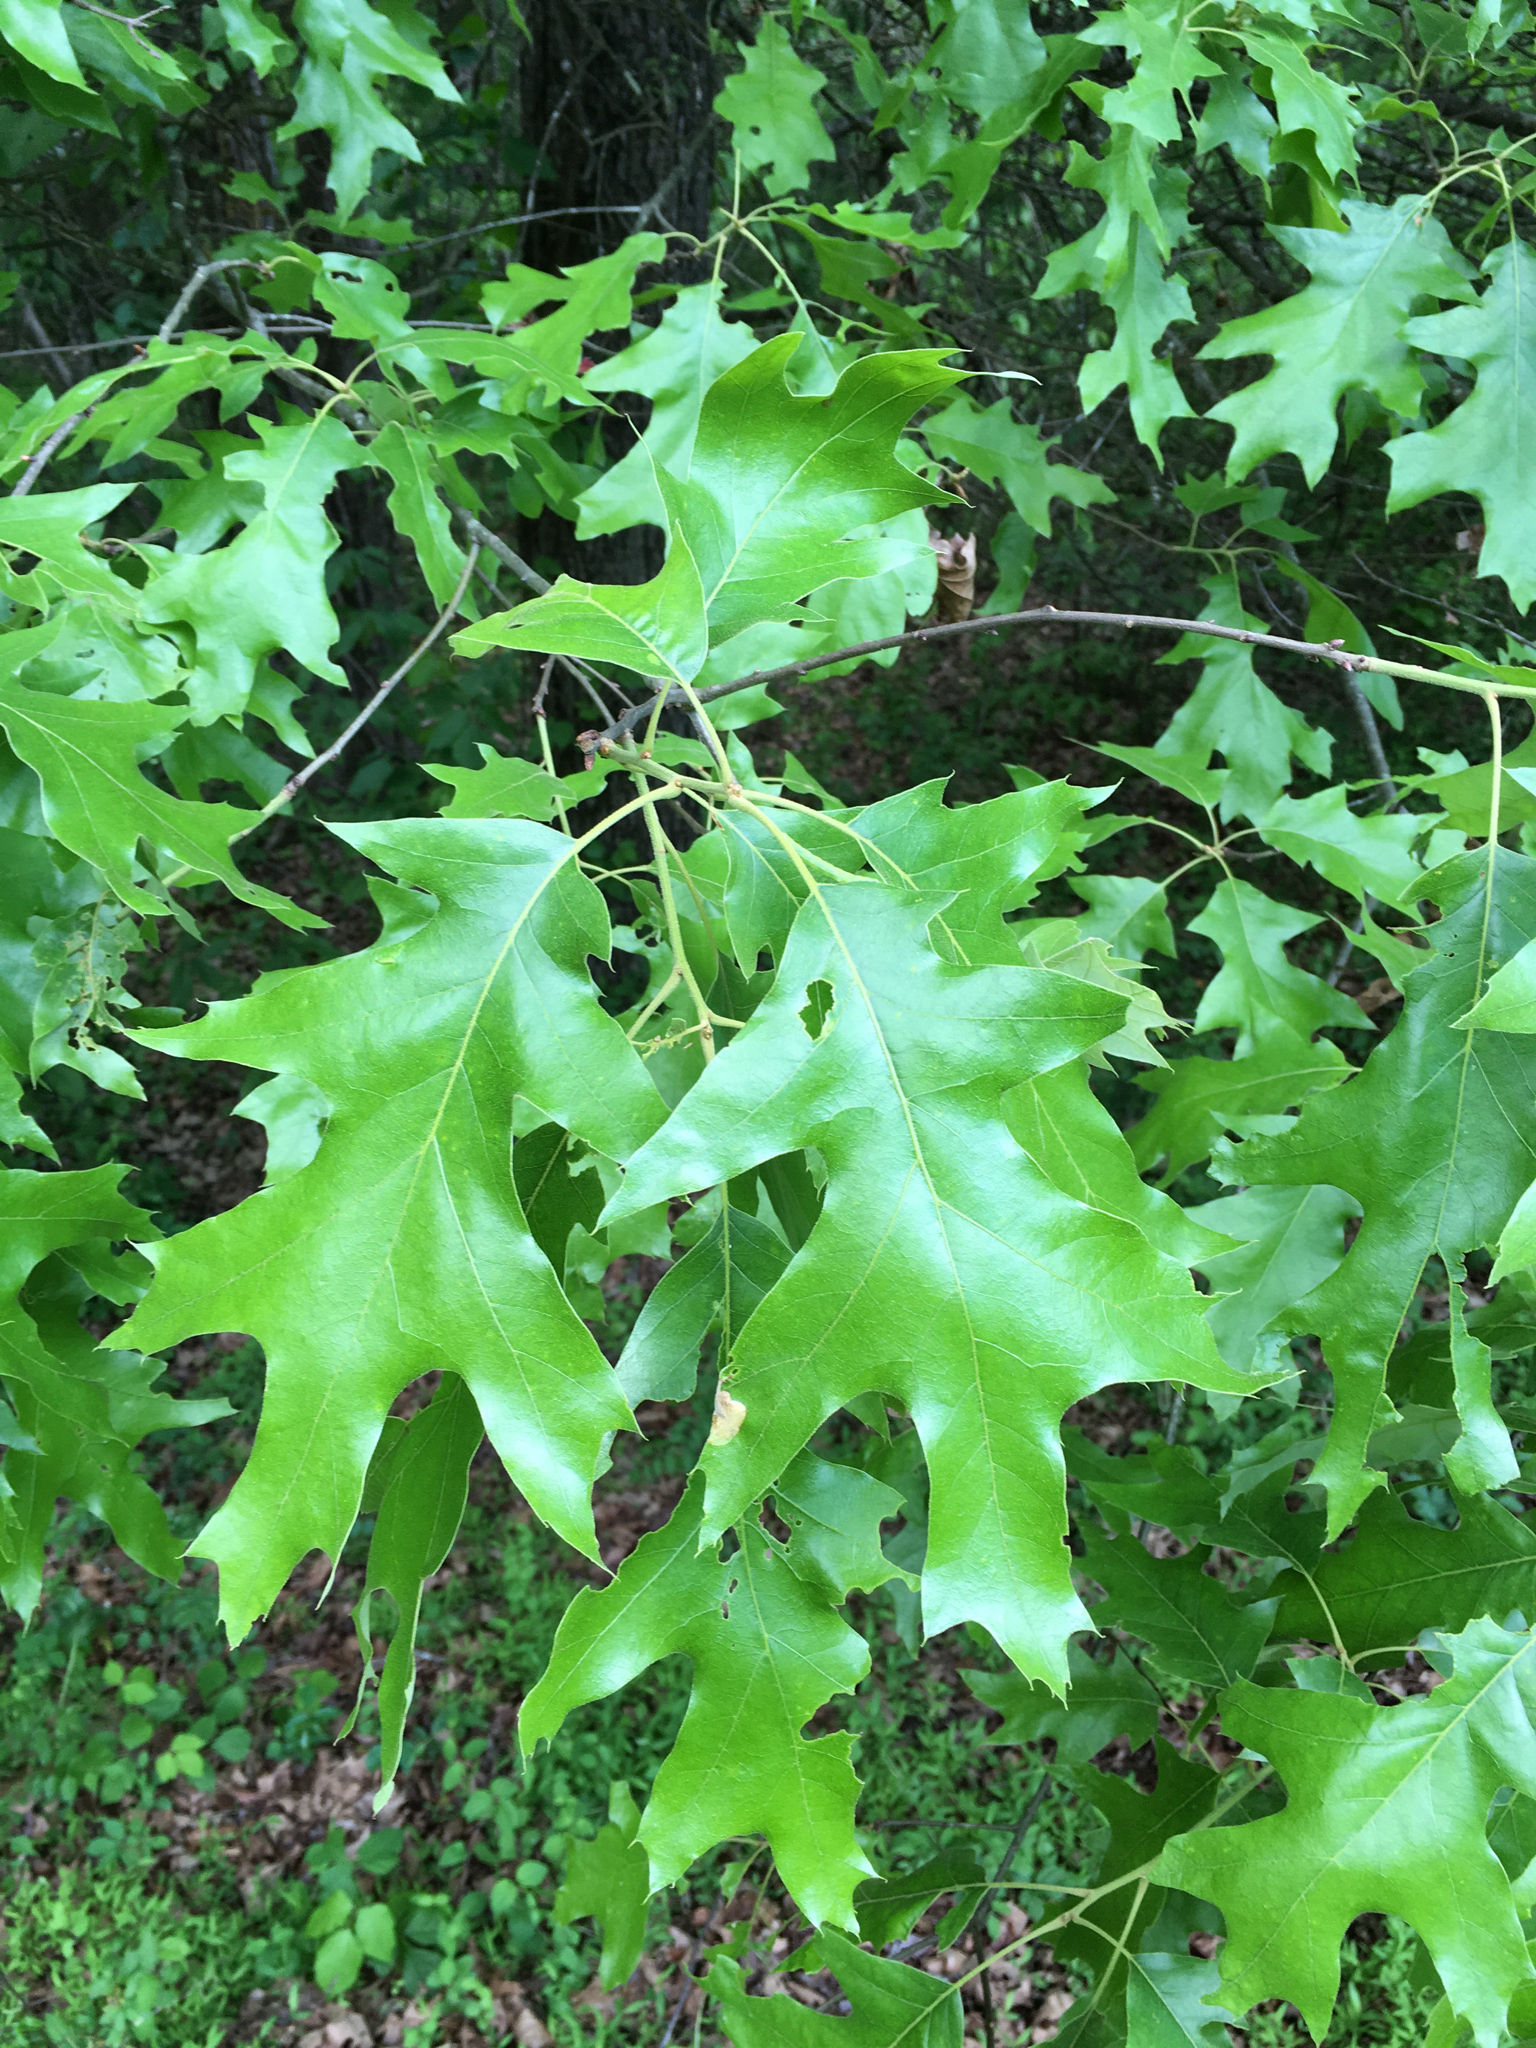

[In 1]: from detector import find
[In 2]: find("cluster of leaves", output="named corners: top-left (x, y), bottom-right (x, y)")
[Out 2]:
top-left (8, 0), bottom-right (1536, 2042)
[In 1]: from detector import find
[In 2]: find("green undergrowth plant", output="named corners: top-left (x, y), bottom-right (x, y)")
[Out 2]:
top-left (9, 1), bottom-right (1536, 2042)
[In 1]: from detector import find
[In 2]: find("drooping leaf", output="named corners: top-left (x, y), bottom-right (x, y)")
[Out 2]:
top-left (1158, 1618), bottom-right (1536, 2046)
top-left (121, 819), bottom-right (666, 1639)
top-left (346, 1373), bottom-right (482, 1799)
top-left (520, 1475), bottom-right (873, 1928)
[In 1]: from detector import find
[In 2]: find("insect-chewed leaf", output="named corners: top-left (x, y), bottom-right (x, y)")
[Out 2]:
top-left (1157, 1618), bottom-right (1536, 2045)
top-left (1229, 849), bottom-right (1536, 1534)
top-left (120, 817), bottom-right (666, 1639)
top-left (606, 879), bottom-right (1266, 1691)
top-left (712, 1928), bottom-right (960, 2046)
top-left (520, 1474), bottom-right (874, 1928)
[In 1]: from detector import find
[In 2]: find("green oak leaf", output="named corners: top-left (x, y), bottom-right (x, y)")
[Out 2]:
top-left (576, 283), bottom-right (758, 539)
top-left (605, 881), bottom-right (1262, 1689)
top-left (1389, 239), bottom-right (1536, 611)
top-left (344, 1373), bottom-right (482, 1800)
top-left (921, 392), bottom-right (1115, 534)
top-left (1255, 785), bottom-right (1430, 910)
top-left (770, 1448), bottom-right (913, 1601)
top-left (1054, 1740), bottom-right (1227, 2025)
top-left (712, 1927), bottom-right (960, 2046)
top-left (973, 1639), bottom-right (1160, 1765)
top-left (120, 818), bottom-right (666, 1639)
top-left (713, 14), bottom-right (834, 197)
top-left (0, 661), bottom-right (320, 930)
top-left (1271, 1485), bottom-right (1536, 1663)
top-left (1157, 1618), bottom-right (1536, 2046)
top-left (1005, 1061), bottom-right (1228, 1266)
top-left (853, 1844), bottom-right (987, 1952)
top-left (1239, 24), bottom-right (1361, 181)
top-left (425, 746), bottom-right (587, 823)
top-left (669, 339), bottom-right (961, 646)
top-left (0, 1168), bottom-right (224, 1617)
top-left (1229, 850), bottom-right (1536, 1534)
top-left (616, 1203), bottom-right (791, 1405)
top-left (459, 343), bottom-right (959, 673)
top-left (554, 1781), bottom-right (651, 1992)
top-left (1459, 931), bottom-right (1536, 1032)
top-left (1078, 1524), bottom-right (1276, 1693)
top-left (1188, 878), bottom-right (1362, 1053)
top-left (930, 0), bottom-right (1047, 122)
top-left (139, 413), bottom-right (364, 722)
top-left (1200, 197), bottom-right (1473, 486)
top-left (1130, 1038), bottom-right (1350, 1183)
top-left (1154, 573), bottom-right (1332, 819)
top-left (520, 1474), bottom-right (874, 1928)
top-left (372, 421), bottom-right (468, 609)
top-left (279, 0), bottom-right (458, 221)
top-left (853, 777), bottom-right (1110, 963)
top-left (1124, 1951), bottom-right (1238, 2046)
top-left (1185, 1183), bottom-right (1358, 1376)
top-left (453, 524), bottom-right (709, 684)
top-left (0, 482), bottom-right (136, 608)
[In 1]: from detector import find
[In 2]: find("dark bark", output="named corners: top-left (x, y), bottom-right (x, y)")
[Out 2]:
top-left (519, 0), bottom-right (718, 589)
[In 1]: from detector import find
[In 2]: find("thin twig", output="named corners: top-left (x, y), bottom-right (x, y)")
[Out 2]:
top-left (235, 548), bottom-right (478, 839)
top-left (17, 299), bottom-right (71, 387)
top-left (452, 507), bottom-right (550, 594)
top-left (9, 406), bottom-right (93, 497)
top-left (394, 203), bottom-right (645, 253)
top-left (1342, 672), bottom-right (1400, 809)
top-left (158, 258), bottom-right (270, 345)
top-left (596, 605), bottom-right (1536, 747)
top-left (657, 1940), bottom-right (702, 2048)
top-left (467, 560), bottom-right (626, 720)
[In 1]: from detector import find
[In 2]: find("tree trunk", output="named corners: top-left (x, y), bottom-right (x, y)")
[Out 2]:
top-left (519, 0), bottom-right (717, 588)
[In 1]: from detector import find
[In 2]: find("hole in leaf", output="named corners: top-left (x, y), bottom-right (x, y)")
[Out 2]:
top-left (798, 979), bottom-right (835, 1041)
